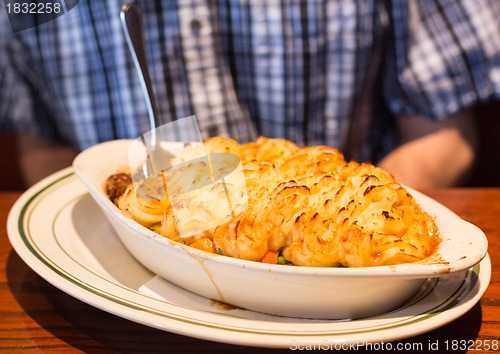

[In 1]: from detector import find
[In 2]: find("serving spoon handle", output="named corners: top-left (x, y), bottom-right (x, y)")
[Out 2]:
top-left (120, 3), bottom-right (161, 147)
top-left (121, 4), bottom-right (174, 174)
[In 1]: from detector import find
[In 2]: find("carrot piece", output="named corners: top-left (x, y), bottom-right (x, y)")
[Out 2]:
top-left (190, 237), bottom-right (215, 253)
top-left (261, 250), bottom-right (279, 264)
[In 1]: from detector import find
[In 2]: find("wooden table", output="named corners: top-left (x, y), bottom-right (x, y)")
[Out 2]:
top-left (1, 189), bottom-right (499, 353)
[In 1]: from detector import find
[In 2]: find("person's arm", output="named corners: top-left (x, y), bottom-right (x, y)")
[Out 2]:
top-left (378, 109), bottom-right (477, 189)
top-left (379, 0), bottom-right (500, 189)
top-left (16, 133), bottom-right (79, 187)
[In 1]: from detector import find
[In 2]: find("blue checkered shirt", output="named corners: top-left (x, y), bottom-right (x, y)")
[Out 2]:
top-left (1, 0), bottom-right (499, 161)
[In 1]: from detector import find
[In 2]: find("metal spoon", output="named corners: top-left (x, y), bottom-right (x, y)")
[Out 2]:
top-left (120, 3), bottom-right (173, 174)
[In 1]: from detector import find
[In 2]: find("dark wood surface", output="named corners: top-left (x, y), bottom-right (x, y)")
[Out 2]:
top-left (1, 189), bottom-right (499, 353)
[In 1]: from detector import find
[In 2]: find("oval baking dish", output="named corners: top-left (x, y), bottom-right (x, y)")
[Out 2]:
top-left (73, 139), bottom-right (488, 319)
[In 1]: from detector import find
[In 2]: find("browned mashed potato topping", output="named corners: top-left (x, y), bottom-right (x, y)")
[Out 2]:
top-left (105, 136), bottom-right (440, 267)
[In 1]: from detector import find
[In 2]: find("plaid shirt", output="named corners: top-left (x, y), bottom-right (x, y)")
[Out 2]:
top-left (1, 0), bottom-right (499, 161)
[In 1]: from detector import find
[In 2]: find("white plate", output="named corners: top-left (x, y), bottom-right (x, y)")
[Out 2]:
top-left (7, 168), bottom-right (491, 348)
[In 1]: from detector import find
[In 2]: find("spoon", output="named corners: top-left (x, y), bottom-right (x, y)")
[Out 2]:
top-left (120, 3), bottom-right (173, 174)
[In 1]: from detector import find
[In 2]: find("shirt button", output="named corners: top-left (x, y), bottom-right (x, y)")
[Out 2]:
top-left (190, 18), bottom-right (202, 32)
top-left (206, 125), bottom-right (219, 137)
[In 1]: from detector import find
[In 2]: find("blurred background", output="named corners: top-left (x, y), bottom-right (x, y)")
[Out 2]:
top-left (2, 1), bottom-right (499, 192)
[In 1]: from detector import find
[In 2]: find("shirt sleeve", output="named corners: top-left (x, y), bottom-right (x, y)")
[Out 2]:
top-left (0, 5), bottom-right (63, 142)
top-left (384, 0), bottom-right (500, 119)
